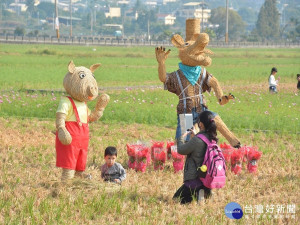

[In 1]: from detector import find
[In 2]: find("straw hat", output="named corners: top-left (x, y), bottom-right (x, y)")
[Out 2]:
top-left (186, 18), bottom-right (201, 41)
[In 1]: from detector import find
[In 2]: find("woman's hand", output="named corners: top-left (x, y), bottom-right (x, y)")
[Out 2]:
top-left (183, 125), bottom-right (198, 139)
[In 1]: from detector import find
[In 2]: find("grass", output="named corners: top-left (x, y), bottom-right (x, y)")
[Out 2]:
top-left (0, 86), bottom-right (299, 133)
top-left (0, 118), bottom-right (299, 224)
top-left (0, 44), bottom-right (299, 224)
top-left (0, 44), bottom-right (300, 89)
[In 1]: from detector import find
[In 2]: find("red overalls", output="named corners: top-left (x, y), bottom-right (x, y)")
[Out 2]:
top-left (56, 96), bottom-right (89, 171)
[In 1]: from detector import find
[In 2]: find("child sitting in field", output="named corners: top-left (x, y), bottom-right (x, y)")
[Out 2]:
top-left (101, 146), bottom-right (126, 184)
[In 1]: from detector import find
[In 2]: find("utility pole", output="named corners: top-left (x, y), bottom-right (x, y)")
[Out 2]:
top-left (201, 1), bottom-right (204, 31)
top-left (55, 0), bottom-right (60, 38)
top-left (147, 17), bottom-right (150, 41)
top-left (225, 0), bottom-right (228, 43)
top-left (90, 9), bottom-right (93, 36)
top-left (70, 0), bottom-right (72, 37)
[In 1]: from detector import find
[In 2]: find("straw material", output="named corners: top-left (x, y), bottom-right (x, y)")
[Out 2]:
top-left (186, 18), bottom-right (201, 41)
top-left (214, 115), bottom-right (240, 148)
top-left (64, 61), bottom-right (99, 102)
top-left (61, 168), bottom-right (75, 181)
top-left (89, 94), bottom-right (110, 122)
top-left (207, 76), bottom-right (224, 100)
top-left (171, 34), bottom-right (185, 47)
top-left (57, 126), bottom-right (72, 145)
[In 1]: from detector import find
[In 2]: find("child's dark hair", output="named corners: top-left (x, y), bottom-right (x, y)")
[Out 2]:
top-left (198, 111), bottom-right (218, 143)
top-left (104, 146), bottom-right (117, 157)
top-left (297, 74), bottom-right (300, 78)
top-left (271, 67), bottom-right (277, 74)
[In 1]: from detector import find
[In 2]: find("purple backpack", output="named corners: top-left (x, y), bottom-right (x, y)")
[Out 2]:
top-left (197, 134), bottom-right (226, 189)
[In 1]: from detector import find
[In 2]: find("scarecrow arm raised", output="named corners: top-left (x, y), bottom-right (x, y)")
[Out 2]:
top-left (155, 47), bottom-right (171, 83)
top-left (56, 112), bottom-right (72, 145)
top-left (89, 94), bottom-right (110, 122)
top-left (208, 76), bottom-right (234, 105)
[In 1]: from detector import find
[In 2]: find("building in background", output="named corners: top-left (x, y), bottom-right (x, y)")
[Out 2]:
top-left (157, 14), bottom-right (176, 25)
top-left (177, 2), bottom-right (211, 26)
top-left (158, 0), bottom-right (177, 5)
top-left (105, 7), bottom-right (121, 18)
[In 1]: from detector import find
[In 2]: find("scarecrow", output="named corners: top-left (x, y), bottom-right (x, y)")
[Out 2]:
top-left (55, 61), bottom-right (110, 181)
top-left (155, 19), bottom-right (240, 148)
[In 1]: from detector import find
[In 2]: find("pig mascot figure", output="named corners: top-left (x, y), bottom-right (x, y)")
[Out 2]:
top-left (55, 61), bottom-right (110, 181)
top-left (155, 19), bottom-right (240, 148)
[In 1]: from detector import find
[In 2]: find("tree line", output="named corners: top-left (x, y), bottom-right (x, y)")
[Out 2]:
top-left (2, 0), bottom-right (300, 42)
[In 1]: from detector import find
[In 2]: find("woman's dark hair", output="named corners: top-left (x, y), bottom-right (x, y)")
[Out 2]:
top-left (104, 146), bottom-right (117, 157)
top-left (198, 111), bottom-right (218, 143)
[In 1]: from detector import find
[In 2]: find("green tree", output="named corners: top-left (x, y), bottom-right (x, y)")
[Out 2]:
top-left (209, 7), bottom-right (246, 40)
top-left (134, 0), bottom-right (144, 12)
top-left (286, 17), bottom-right (300, 41)
top-left (203, 28), bottom-right (216, 40)
top-left (256, 0), bottom-right (279, 41)
top-left (136, 9), bottom-right (157, 33)
top-left (14, 27), bottom-right (26, 36)
top-left (26, 0), bottom-right (36, 16)
top-left (37, 2), bottom-right (55, 18)
top-left (238, 7), bottom-right (257, 26)
top-left (157, 29), bottom-right (172, 41)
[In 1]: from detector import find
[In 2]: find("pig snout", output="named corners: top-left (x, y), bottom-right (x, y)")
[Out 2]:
top-left (87, 85), bottom-right (98, 98)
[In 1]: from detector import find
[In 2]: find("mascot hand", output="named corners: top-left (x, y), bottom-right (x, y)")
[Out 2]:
top-left (58, 127), bottom-right (72, 145)
top-left (219, 93), bottom-right (235, 105)
top-left (155, 46), bottom-right (171, 64)
top-left (95, 93), bottom-right (110, 111)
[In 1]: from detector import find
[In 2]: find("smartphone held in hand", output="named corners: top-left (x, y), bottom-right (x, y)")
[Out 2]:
top-left (179, 114), bottom-right (193, 141)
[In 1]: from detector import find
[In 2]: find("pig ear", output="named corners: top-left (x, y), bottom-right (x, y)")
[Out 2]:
top-left (68, 61), bottom-right (76, 74)
top-left (90, 63), bottom-right (101, 73)
top-left (171, 34), bottom-right (184, 48)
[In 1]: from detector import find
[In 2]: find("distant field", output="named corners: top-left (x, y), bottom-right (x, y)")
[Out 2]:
top-left (0, 44), bottom-right (299, 133)
top-left (0, 44), bottom-right (300, 89)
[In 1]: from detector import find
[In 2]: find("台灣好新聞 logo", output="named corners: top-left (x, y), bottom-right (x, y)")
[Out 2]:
top-left (225, 202), bottom-right (243, 219)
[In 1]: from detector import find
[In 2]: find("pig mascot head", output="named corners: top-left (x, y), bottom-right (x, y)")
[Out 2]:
top-left (63, 61), bottom-right (100, 102)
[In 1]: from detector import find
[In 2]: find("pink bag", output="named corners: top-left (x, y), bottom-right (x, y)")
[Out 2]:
top-left (197, 134), bottom-right (226, 189)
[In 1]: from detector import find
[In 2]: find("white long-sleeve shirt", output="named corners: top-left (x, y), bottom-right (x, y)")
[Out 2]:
top-left (269, 75), bottom-right (278, 87)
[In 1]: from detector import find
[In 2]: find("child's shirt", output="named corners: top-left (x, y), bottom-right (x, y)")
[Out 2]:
top-left (269, 75), bottom-right (278, 87)
top-left (101, 162), bottom-right (126, 183)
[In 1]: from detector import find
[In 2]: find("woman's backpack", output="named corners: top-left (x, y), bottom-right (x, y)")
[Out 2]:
top-left (197, 134), bottom-right (226, 189)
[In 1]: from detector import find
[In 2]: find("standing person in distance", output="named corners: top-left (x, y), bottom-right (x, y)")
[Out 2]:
top-left (269, 67), bottom-right (280, 93)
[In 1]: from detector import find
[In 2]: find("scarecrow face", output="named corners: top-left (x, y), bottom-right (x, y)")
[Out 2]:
top-left (172, 33), bottom-right (213, 67)
top-left (63, 61), bottom-right (100, 102)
